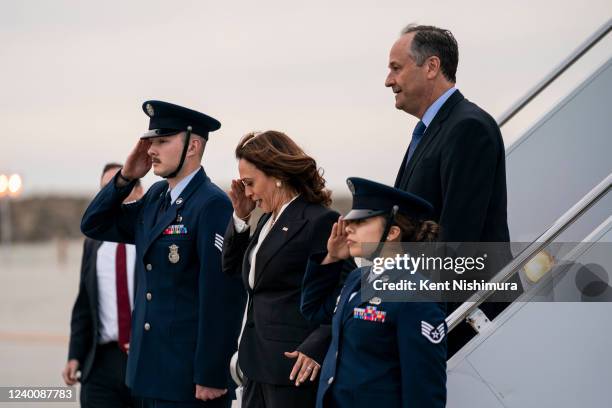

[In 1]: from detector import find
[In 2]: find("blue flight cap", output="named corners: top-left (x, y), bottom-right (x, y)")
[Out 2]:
top-left (141, 100), bottom-right (221, 139)
top-left (343, 177), bottom-right (434, 221)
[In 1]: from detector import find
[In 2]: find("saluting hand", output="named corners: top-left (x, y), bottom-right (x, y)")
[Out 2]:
top-left (121, 139), bottom-right (153, 181)
top-left (284, 351), bottom-right (321, 386)
top-left (322, 217), bottom-right (351, 264)
top-left (228, 179), bottom-right (256, 220)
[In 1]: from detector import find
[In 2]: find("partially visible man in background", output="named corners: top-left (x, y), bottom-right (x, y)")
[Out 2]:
top-left (63, 163), bottom-right (144, 408)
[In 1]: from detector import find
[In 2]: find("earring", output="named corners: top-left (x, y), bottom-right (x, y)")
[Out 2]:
top-left (276, 181), bottom-right (282, 188)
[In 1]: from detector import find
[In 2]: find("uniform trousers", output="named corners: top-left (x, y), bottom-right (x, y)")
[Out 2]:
top-left (80, 342), bottom-right (135, 408)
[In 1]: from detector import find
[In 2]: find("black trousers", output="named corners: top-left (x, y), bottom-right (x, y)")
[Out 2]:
top-left (80, 342), bottom-right (136, 408)
top-left (139, 395), bottom-right (230, 408)
top-left (242, 378), bottom-right (317, 408)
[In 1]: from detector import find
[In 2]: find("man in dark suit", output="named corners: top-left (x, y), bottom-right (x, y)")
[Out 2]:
top-left (63, 163), bottom-right (144, 407)
top-left (80, 101), bottom-right (246, 407)
top-left (385, 24), bottom-right (516, 356)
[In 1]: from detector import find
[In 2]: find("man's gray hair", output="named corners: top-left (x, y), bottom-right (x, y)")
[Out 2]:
top-left (400, 24), bottom-right (458, 83)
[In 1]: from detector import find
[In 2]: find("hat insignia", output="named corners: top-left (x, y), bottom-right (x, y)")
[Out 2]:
top-left (347, 179), bottom-right (355, 194)
top-left (146, 103), bottom-right (155, 117)
top-left (421, 321), bottom-right (446, 344)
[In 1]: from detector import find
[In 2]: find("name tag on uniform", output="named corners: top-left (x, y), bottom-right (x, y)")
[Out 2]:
top-left (163, 224), bottom-right (188, 235)
top-left (353, 306), bottom-right (386, 323)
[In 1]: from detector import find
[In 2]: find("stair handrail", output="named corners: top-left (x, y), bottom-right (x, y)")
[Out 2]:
top-left (497, 19), bottom-right (611, 127)
top-left (446, 172), bottom-right (612, 331)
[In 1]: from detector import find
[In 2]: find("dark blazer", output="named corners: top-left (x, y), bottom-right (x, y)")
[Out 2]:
top-left (68, 239), bottom-right (139, 383)
top-left (68, 238), bottom-right (103, 383)
top-left (81, 167), bottom-right (246, 402)
top-left (394, 90), bottom-right (510, 243)
top-left (395, 90), bottom-right (517, 356)
top-left (222, 195), bottom-right (351, 386)
top-left (301, 255), bottom-right (447, 408)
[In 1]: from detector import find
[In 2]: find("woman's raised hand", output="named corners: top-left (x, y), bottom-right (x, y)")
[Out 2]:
top-left (228, 179), bottom-right (256, 220)
top-left (323, 217), bottom-right (351, 264)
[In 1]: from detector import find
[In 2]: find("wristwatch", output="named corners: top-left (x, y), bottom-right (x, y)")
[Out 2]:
top-left (117, 170), bottom-right (133, 183)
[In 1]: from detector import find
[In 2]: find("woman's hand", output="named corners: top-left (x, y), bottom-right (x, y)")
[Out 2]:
top-left (322, 217), bottom-right (351, 264)
top-left (228, 179), bottom-right (256, 219)
top-left (284, 351), bottom-right (321, 386)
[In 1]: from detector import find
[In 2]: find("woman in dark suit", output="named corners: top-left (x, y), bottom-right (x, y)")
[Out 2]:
top-left (222, 130), bottom-right (349, 408)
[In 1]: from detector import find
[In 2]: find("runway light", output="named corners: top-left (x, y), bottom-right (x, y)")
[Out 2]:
top-left (0, 175), bottom-right (8, 195)
top-left (8, 174), bottom-right (22, 196)
top-left (523, 250), bottom-right (554, 283)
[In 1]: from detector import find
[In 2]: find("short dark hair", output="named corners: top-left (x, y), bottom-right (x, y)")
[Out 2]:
top-left (101, 162), bottom-right (141, 187)
top-left (401, 24), bottom-right (458, 83)
top-left (102, 162), bottom-right (122, 176)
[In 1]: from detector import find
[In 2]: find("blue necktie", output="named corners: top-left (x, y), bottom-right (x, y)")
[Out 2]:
top-left (161, 191), bottom-right (172, 212)
top-left (156, 191), bottom-right (172, 223)
top-left (405, 121), bottom-right (427, 165)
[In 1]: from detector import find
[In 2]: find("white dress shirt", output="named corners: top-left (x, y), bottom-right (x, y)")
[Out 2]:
top-left (96, 242), bottom-right (136, 344)
top-left (232, 195), bottom-right (300, 290)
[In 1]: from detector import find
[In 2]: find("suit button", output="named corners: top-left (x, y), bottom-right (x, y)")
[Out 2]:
top-left (146, 292), bottom-right (152, 301)
top-left (146, 264), bottom-right (152, 271)
top-left (144, 323), bottom-right (151, 331)
top-left (327, 377), bottom-right (334, 385)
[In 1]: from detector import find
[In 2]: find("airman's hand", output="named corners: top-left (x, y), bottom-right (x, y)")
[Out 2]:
top-left (195, 385), bottom-right (227, 401)
top-left (121, 139), bottom-right (152, 181)
top-left (323, 217), bottom-right (351, 264)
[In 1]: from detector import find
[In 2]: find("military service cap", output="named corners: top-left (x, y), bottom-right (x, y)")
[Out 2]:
top-left (141, 100), bottom-right (221, 139)
top-left (344, 177), bottom-right (433, 221)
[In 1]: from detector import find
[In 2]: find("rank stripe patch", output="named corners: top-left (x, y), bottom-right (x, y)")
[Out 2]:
top-left (214, 233), bottom-right (223, 252)
top-left (421, 321), bottom-right (446, 344)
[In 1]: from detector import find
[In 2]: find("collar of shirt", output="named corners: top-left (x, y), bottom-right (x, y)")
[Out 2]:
top-left (168, 167), bottom-right (200, 204)
top-left (273, 193), bottom-right (300, 223)
top-left (421, 86), bottom-right (457, 128)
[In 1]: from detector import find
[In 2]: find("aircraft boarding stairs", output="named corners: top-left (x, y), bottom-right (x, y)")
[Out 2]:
top-left (446, 19), bottom-right (612, 408)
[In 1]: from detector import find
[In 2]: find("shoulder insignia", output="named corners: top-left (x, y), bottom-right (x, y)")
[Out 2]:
top-left (421, 321), bottom-right (446, 344)
top-left (214, 233), bottom-right (223, 252)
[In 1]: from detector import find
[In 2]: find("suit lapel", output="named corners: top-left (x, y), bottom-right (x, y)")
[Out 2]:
top-left (88, 240), bottom-right (103, 320)
top-left (399, 90), bottom-right (465, 189)
top-left (241, 213), bottom-right (271, 292)
top-left (252, 196), bottom-right (309, 290)
top-left (339, 270), bottom-right (364, 325)
top-left (394, 149), bottom-right (410, 188)
top-left (143, 168), bottom-right (207, 256)
top-left (144, 182), bottom-right (169, 242)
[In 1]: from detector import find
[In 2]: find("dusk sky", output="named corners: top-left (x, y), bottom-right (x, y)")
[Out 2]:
top-left (1, 0), bottom-right (610, 196)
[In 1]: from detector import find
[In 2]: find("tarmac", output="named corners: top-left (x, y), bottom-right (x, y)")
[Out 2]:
top-left (0, 240), bottom-right (240, 407)
top-left (0, 240), bottom-right (81, 407)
